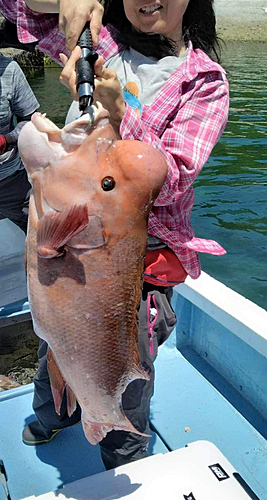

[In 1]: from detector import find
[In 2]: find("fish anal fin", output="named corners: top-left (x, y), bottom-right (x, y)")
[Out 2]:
top-left (47, 348), bottom-right (66, 415)
top-left (37, 204), bottom-right (89, 258)
top-left (66, 384), bottom-right (77, 417)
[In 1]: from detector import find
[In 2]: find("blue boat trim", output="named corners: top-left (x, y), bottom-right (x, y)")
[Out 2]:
top-left (0, 384), bottom-right (34, 403)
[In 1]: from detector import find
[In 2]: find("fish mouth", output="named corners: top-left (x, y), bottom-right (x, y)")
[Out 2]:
top-left (31, 103), bottom-right (111, 153)
top-left (31, 112), bottom-right (60, 133)
top-left (70, 101), bottom-right (110, 131)
top-left (31, 102), bottom-right (109, 137)
top-left (61, 102), bottom-right (110, 148)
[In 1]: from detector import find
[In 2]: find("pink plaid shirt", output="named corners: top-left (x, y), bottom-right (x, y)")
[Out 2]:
top-left (0, 0), bottom-right (229, 278)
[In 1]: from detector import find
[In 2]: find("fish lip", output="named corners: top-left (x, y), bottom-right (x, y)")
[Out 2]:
top-left (31, 112), bottom-right (60, 133)
top-left (64, 102), bottom-right (110, 135)
top-left (86, 102), bottom-right (110, 130)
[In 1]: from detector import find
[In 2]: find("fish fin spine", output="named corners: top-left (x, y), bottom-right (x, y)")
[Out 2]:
top-left (47, 348), bottom-right (66, 415)
top-left (66, 384), bottom-right (77, 417)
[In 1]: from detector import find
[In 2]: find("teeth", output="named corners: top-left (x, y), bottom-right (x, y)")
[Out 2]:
top-left (140, 4), bottom-right (162, 13)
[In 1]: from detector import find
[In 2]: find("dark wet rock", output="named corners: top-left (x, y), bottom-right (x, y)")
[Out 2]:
top-left (0, 15), bottom-right (44, 74)
top-left (0, 319), bottom-right (39, 386)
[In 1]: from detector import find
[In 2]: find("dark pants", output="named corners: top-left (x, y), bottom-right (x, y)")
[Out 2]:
top-left (32, 282), bottom-right (177, 470)
top-left (0, 167), bottom-right (31, 233)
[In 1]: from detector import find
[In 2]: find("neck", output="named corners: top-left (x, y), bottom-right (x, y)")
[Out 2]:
top-left (114, 26), bottom-right (183, 59)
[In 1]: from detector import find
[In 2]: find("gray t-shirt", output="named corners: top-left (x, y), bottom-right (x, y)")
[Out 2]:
top-left (106, 47), bottom-right (186, 109)
top-left (0, 55), bottom-right (39, 180)
top-left (67, 47), bottom-right (186, 123)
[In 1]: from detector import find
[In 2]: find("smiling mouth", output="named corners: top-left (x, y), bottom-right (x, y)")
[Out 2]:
top-left (139, 4), bottom-right (163, 14)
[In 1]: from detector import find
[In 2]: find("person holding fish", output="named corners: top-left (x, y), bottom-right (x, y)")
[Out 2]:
top-left (0, 0), bottom-right (229, 469)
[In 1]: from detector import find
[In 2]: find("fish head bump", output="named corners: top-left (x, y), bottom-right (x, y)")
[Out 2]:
top-left (19, 104), bottom-right (168, 243)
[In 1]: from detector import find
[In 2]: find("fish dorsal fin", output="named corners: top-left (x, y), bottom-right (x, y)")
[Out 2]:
top-left (47, 348), bottom-right (66, 415)
top-left (37, 204), bottom-right (89, 258)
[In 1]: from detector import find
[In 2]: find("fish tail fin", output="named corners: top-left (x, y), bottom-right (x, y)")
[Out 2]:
top-left (113, 414), bottom-right (151, 439)
top-left (130, 363), bottom-right (150, 383)
top-left (82, 411), bottom-right (151, 446)
top-left (47, 348), bottom-right (77, 417)
top-left (37, 204), bottom-right (88, 258)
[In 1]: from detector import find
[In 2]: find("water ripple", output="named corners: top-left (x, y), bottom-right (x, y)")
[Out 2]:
top-left (192, 42), bottom-right (267, 309)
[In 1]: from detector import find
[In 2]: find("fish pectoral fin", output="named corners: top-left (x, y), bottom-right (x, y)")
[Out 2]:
top-left (66, 384), bottom-right (77, 417)
top-left (130, 363), bottom-right (150, 383)
top-left (37, 204), bottom-right (89, 258)
top-left (67, 215), bottom-right (105, 250)
top-left (47, 348), bottom-right (66, 415)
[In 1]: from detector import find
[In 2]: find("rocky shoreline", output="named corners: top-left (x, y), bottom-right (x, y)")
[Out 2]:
top-left (1, 18), bottom-right (266, 71)
top-left (215, 0), bottom-right (267, 42)
top-left (0, 2), bottom-right (266, 68)
top-left (0, 47), bottom-right (45, 73)
top-left (217, 18), bottom-right (267, 43)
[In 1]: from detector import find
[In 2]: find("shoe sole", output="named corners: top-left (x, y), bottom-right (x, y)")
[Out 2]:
top-left (22, 428), bottom-right (62, 446)
top-left (22, 420), bottom-right (81, 446)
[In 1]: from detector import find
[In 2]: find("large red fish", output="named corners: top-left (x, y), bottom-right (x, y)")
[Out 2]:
top-left (18, 103), bottom-right (168, 445)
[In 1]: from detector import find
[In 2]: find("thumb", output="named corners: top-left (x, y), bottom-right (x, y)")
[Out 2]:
top-left (94, 56), bottom-right (105, 77)
top-left (94, 57), bottom-right (116, 81)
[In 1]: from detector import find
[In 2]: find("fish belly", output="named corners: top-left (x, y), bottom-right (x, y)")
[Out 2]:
top-left (27, 232), bottom-right (150, 444)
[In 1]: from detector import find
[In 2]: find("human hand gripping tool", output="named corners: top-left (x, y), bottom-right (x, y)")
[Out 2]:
top-left (76, 23), bottom-right (98, 114)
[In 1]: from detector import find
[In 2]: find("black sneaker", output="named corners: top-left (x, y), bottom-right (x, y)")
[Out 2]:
top-left (22, 419), bottom-right (80, 445)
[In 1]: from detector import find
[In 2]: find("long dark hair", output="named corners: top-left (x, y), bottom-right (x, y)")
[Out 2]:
top-left (103, 0), bottom-right (221, 61)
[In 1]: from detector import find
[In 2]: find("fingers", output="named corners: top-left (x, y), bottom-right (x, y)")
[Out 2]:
top-left (90, 5), bottom-right (104, 46)
top-left (94, 56), bottom-right (105, 77)
top-left (59, 49), bottom-right (119, 106)
top-left (59, 1), bottom-right (104, 53)
top-left (59, 53), bottom-right (68, 67)
top-left (64, 17), bottom-right (88, 54)
top-left (94, 57), bottom-right (117, 82)
top-left (59, 46), bottom-right (81, 100)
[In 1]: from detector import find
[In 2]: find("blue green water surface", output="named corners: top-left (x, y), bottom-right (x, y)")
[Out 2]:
top-left (191, 42), bottom-right (267, 310)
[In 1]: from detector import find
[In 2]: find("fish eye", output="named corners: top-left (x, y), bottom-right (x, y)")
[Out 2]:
top-left (101, 176), bottom-right (116, 191)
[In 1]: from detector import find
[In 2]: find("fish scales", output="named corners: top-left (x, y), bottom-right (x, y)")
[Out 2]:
top-left (18, 104), bottom-right (168, 444)
top-left (29, 234), bottom-right (143, 382)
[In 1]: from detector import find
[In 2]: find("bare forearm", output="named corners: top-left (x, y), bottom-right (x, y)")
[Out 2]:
top-left (25, 0), bottom-right (59, 13)
top-left (5, 121), bottom-right (29, 145)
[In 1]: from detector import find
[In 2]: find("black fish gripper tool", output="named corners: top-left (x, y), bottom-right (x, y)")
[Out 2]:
top-left (76, 22), bottom-right (98, 113)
